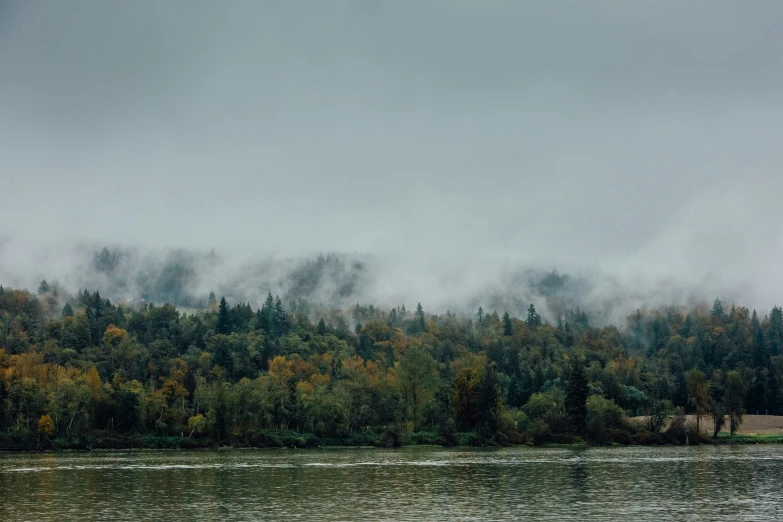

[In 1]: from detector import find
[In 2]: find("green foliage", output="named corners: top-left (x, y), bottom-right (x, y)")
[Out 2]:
top-left (686, 369), bottom-right (709, 434)
top-left (475, 364), bottom-right (503, 439)
top-left (565, 357), bottom-right (588, 436)
top-left (725, 370), bottom-right (748, 436)
top-left (586, 395), bottom-right (628, 443)
top-left (526, 304), bottom-right (542, 327)
top-left (3, 281), bottom-right (783, 449)
top-left (647, 399), bottom-right (674, 433)
top-left (216, 297), bottom-right (231, 335)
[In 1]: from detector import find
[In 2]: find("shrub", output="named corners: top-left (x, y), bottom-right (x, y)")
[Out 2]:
top-left (586, 395), bottom-right (628, 443)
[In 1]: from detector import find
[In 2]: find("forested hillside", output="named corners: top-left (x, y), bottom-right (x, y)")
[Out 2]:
top-left (1, 278), bottom-right (780, 449)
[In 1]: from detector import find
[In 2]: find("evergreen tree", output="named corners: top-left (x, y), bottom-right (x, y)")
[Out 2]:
top-left (502, 312), bottom-right (513, 337)
top-left (274, 296), bottom-right (289, 337)
top-left (62, 302), bottom-right (74, 318)
top-left (317, 318), bottom-right (327, 335)
top-left (507, 374), bottom-right (523, 407)
top-left (334, 317), bottom-right (350, 339)
top-left (526, 304), bottom-right (542, 327)
top-left (475, 364), bottom-right (502, 439)
top-left (681, 313), bottom-right (693, 337)
top-left (257, 293), bottom-right (275, 334)
top-left (212, 335), bottom-right (233, 376)
top-left (216, 297), bottom-right (231, 334)
top-left (37, 280), bottom-right (51, 295)
top-left (752, 322), bottom-right (768, 368)
top-left (769, 306), bottom-right (783, 355)
top-left (415, 302), bottom-right (426, 333)
top-left (475, 306), bottom-right (484, 329)
top-left (563, 322), bottom-right (574, 347)
top-left (93, 246), bottom-right (117, 273)
top-left (565, 357), bottom-right (588, 436)
top-left (711, 298), bottom-right (725, 319)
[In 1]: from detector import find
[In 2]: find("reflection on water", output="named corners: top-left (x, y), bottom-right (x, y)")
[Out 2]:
top-left (1, 445), bottom-right (782, 521)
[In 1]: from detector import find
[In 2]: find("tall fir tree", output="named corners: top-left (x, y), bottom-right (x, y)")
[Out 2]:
top-left (526, 304), bottom-right (542, 327)
top-left (502, 311), bottom-right (513, 337)
top-left (565, 357), bottom-right (588, 436)
top-left (273, 296), bottom-right (289, 337)
top-left (216, 297), bottom-right (231, 335)
top-left (476, 363), bottom-right (503, 439)
top-left (415, 302), bottom-right (426, 333)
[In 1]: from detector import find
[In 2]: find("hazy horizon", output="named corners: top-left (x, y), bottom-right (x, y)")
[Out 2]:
top-left (2, 1), bottom-right (783, 318)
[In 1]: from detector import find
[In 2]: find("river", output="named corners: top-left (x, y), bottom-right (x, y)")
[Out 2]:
top-left (1, 445), bottom-right (782, 520)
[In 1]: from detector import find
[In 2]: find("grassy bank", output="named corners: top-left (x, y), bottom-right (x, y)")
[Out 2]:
top-left (713, 433), bottom-right (783, 444)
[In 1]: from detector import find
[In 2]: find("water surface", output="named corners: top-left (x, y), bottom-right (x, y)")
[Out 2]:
top-left (1, 445), bottom-right (782, 520)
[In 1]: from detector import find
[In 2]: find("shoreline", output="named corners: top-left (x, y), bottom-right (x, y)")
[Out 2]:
top-left (3, 432), bottom-right (783, 454)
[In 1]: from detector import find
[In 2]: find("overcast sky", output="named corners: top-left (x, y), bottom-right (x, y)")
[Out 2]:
top-left (2, 1), bottom-right (783, 308)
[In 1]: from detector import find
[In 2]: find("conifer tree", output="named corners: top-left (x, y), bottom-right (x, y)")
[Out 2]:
top-left (565, 357), bottom-right (588, 436)
top-left (37, 280), bottom-right (51, 295)
top-left (526, 304), bottom-right (542, 327)
top-left (502, 311), bottom-right (513, 337)
top-left (274, 296), bottom-right (289, 337)
top-left (415, 302), bottom-right (426, 333)
top-left (216, 297), bottom-right (231, 334)
top-left (711, 298), bottom-right (725, 319)
top-left (258, 293), bottom-right (275, 334)
top-left (475, 306), bottom-right (485, 330)
top-left (476, 363), bottom-right (502, 439)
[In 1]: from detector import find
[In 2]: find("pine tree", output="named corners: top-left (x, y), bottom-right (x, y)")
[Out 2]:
top-left (526, 304), bottom-right (542, 327)
top-left (216, 297), bottom-right (231, 334)
top-left (317, 318), bottom-right (327, 335)
top-left (62, 302), bottom-right (74, 318)
top-left (213, 335), bottom-right (233, 375)
top-left (257, 293), bottom-right (275, 334)
top-left (476, 363), bottom-right (502, 439)
top-left (37, 280), bottom-right (51, 295)
top-left (563, 322), bottom-right (574, 347)
top-left (502, 311), bottom-right (513, 337)
top-left (475, 306), bottom-right (485, 329)
top-left (565, 357), bottom-right (588, 436)
top-left (770, 306), bottom-right (783, 355)
top-left (274, 296), bottom-right (289, 337)
top-left (681, 313), bottom-right (693, 337)
top-left (415, 302), bottom-right (426, 333)
top-left (389, 308), bottom-right (398, 326)
top-left (507, 374), bottom-right (523, 407)
top-left (711, 298), bottom-right (725, 319)
top-left (752, 320), bottom-right (768, 368)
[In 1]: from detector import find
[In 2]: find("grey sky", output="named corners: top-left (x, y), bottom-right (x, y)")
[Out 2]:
top-left (2, 1), bottom-right (783, 310)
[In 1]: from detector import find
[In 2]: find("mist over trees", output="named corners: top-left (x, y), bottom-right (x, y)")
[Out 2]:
top-left (0, 245), bottom-right (727, 332)
top-left (0, 264), bottom-right (778, 449)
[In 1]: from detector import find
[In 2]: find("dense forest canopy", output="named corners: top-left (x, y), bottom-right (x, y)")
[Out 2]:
top-left (1, 249), bottom-right (780, 449)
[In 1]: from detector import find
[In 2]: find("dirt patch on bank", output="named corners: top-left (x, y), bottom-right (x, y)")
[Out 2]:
top-left (629, 414), bottom-right (783, 435)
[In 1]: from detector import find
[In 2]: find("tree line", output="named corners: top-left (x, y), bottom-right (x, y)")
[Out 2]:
top-left (1, 281), bottom-right (779, 449)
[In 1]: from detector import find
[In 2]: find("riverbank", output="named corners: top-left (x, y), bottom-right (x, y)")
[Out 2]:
top-left (3, 429), bottom-right (783, 452)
